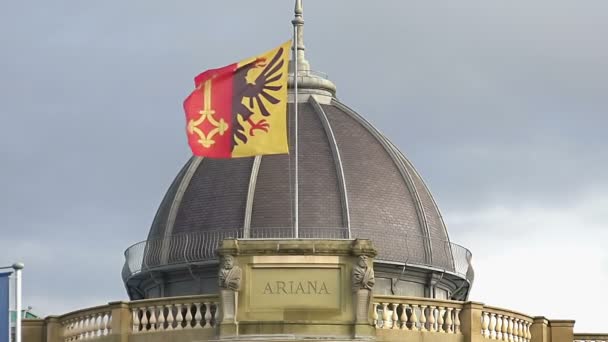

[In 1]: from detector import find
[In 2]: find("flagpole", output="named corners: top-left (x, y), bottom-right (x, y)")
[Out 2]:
top-left (292, 0), bottom-right (302, 238)
top-left (12, 263), bottom-right (23, 342)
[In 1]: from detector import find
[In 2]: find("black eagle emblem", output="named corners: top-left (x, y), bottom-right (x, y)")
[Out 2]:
top-left (231, 47), bottom-right (286, 149)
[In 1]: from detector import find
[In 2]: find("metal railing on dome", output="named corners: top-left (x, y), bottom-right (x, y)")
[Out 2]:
top-left (288, 69), bottom-right (329, 79)
top-left (121, 228), bottom-right (473, 284)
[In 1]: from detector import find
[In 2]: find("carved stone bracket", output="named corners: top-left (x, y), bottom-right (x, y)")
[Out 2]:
top-left (218, 254), bottom-right (242, 338)
top-left (352, 255), bottom-right (375, 325)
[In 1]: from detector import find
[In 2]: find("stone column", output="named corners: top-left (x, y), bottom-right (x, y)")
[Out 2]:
top-left (44, 316), bottom-right (61, 342)
top-left (530, 316), bottom-right (550, 342)
top-left (108, 301), bottom-right (131, 342)
top-left (548, 320), bottom-right (575, 342)
top-left (21, 319), bottom-right (46, 342)
top-left (461, 302), bottom-right (484, 342)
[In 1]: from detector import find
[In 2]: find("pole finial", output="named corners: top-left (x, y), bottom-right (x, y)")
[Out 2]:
top-left (291, 0), bottom-right (310, 71)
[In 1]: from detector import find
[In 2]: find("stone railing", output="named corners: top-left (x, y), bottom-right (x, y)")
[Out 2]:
top-left (373, 295), bottom-right (463, 333)
top-left (33, 295), bottom-right (220, 342)
top-left (373, 296), bottom-right (538, 342)
top-left (130, 295), bottom-right (219, 332)
top-left (60, 305), bottom-right (112, 341)
top-left (574, 334), bottom-right (608, 342)
top-left (21, 294), bottom-right (603, 342)
top-left (481, 306), bottom-right (533, 342)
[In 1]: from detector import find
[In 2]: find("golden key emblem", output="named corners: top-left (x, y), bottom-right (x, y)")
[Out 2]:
top-left (187, 79), bottom-right (228, 148)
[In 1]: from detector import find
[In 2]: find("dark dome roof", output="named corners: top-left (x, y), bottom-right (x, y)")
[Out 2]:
top-left (146, 94), bottom-right (458, 272)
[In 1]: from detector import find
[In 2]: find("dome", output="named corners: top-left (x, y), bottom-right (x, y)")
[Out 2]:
top-left (148, 99), bottom-right (454, 270)
top-left (123, 88), bottom-right (473, 299)
top-left (122, 4), bottom-right (473, 300)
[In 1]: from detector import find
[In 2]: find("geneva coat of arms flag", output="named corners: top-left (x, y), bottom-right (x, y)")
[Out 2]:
top-left (184, 41), bottom-right (291, 158)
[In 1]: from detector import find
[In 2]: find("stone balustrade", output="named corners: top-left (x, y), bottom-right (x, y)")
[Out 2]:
top-left (20, 294), bottom-right (605, 342)
top-left (60, 306), bottom-right (112, 341)
top-left (481, 306), bottom-right (533, 342)
top-left (373, 295), bottom-right (463, 333)
top-left (131, 297), bottom-right (218, 332)
top-left (45, 295), bottom-right (220, 342)
top-left (574, 334), bottom-right (608, 342)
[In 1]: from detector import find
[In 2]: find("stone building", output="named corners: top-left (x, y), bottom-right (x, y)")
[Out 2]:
top-left (20, 2), bottom-right (606, 342)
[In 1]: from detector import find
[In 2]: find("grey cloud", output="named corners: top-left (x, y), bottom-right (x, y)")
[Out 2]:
top-left (1, 0), bottom-right (606, 329)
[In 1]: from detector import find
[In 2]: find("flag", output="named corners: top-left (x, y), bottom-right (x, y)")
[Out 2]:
top-left (0, 272), bottom-right (11, 342)
top-left (184, 40), bottom-right (291, 158)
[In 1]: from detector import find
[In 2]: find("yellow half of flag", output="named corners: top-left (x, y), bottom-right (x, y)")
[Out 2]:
top-left (231, 40), bottom-right (291, 158)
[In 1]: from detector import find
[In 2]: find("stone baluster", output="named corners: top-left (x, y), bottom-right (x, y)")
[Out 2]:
top-left (399, 304), bottom-right (408, 330)
top-left (514, 319), bottom-right (521, 342)
top-left (99, 313), bottom-right (106, 336)
top-left (80, 317), bottom-right (87, 340)
top-left (185, 304), bottom-right (194, 329)
top-left (93, 314), bottom-right (99, 337)
top-left (64, 319), bottom-right (71, 341)
top-left (165, 305), bottom-right (174, 330)
top-left (372, 303), bottom-right (379, 328)
top-left (97, 314), bottom-right (104, 336)
top-left (93, 313), bottom-right (101, 337)
top-left (140, 308), bottom-right (149, 332)
top-left (104, 312), bottom-right (112, 335)
top-left (69, 319), bottom-right (77, 341)
top-left (194, 303), bottom-right (203, 328)
top-left (132, 309), bottom-right (140, 333)
top-left (496, 315), bottom-right (503, 340)
top-left (84, 315), bottom-right (91, 339)
top-left (149, 306), bottom-right (157, 331)
top-left (92, 314), bottom-right (99, 338)
top-left (68, 319), bottom-right (75, 341)
top-left (437, 307), bottom-right (445, 333)
top-left (62, 319), bottom-right (70, 342)
top-left (519, 319), bottom-right (525, 342)
top-left (88, 314), bottom-right (95, 339)
top-left (175, 304), bottom-right (184, 330)
top-left (82, 316), bottom-right (89, 339)
top-left (391, 303), bottom-right (400, 330)
top-left (78, 318), bottom-right (85, 340)
top-left (71, 319), bottom-right (77, 341)
top-left (157, 306), bottom-right (166, 331)
top-left (381, 303), bottom-right (390, 329)
top-left (482, 312), bottom-right (490, 338)
top-left (80, 316), bottom-right (87, 340)
top-left (73, 318), bottom-right (81, 340)
top-left (203, 303), bottom-right (212, 328)
top-left (87, 315), bottom-right (94, 338)
top-left (428, 306), bottom-right (436, 332)
top-left (409, 305), bottom-right (418, 331)
top-left (420, 305), bottom-right (427, 331)
top-left (454, 308), bottom-right (461, 334)
top-left (98, 313), bottom-right (105, 336)
top-left (508, 317), bottom-right (514, 342)
top-left (61, 320), bottom-right (68, 342)
top-left (76, 317), bottom-right (83, 340)
top-left (502, 315), bottom-right (509, 341)
top-left (526, 321), bottom-right (532, 342)
top-left (490, 313), bottom-right (497, 339)
top-left (446, 307), bottom-right (454, 333)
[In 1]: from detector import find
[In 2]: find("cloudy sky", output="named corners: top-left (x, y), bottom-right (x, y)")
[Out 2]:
top-left (1, 0), bottom-right (607, 333)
